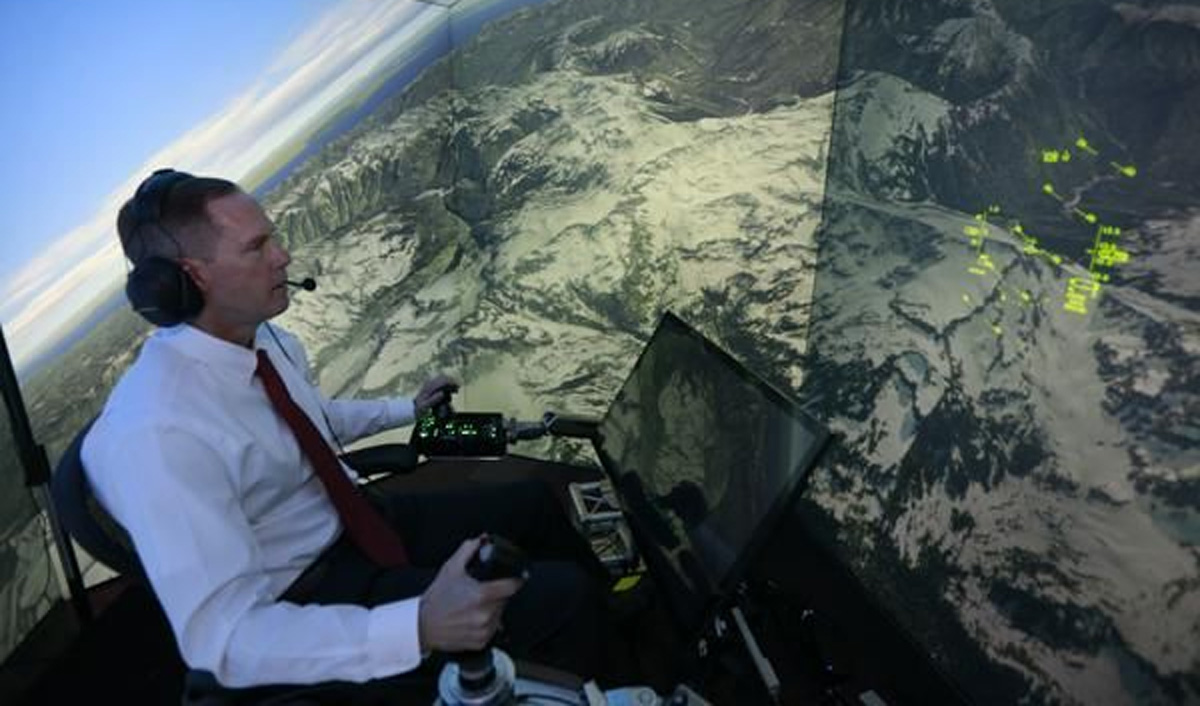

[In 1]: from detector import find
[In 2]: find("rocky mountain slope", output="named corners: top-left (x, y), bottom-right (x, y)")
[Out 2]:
top-left (797, 1), bottom-right (1200, 703)
top-left (222, 0), bottom-right (1200, 702)
top-left (265, 0), bottom-right (843, 457)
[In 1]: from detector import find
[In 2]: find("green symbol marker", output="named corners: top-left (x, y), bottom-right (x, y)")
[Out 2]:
top-left (1111, 162), bottom-right (1137, 178)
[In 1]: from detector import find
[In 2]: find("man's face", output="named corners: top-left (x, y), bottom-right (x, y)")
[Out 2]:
top-left (184, 190), bottom-right (291, 334)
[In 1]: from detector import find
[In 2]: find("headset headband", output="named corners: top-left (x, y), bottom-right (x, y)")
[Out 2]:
top-left (132, 168), bottom-right (195, 230)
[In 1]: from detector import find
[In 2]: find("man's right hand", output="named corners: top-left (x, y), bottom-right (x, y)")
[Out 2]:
top-left (418, 536), bottom-right (524, 653)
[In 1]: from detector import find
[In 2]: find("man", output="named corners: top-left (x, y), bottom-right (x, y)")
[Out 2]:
top-left (82, 170), bottom-right (608, 702)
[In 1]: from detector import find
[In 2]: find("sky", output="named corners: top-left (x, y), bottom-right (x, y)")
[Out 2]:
top-left (0, 0), bottom-right (455, 369)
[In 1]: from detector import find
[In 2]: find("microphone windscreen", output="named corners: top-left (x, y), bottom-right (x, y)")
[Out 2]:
top-left (287, 277), bottom-right (317, 291)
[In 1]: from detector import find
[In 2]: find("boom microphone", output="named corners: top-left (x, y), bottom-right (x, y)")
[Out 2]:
top-left (286, 277), bottom-right (317, 291)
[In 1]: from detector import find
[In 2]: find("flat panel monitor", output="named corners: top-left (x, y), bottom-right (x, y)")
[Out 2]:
top-left (593, 312), bottom-right (830, 634)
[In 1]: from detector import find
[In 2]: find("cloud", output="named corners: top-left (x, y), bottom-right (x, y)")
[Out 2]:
top-left (2, 0), bottom-right (451, 368)
top-left (2, 240), bottom-right (125, 348)
top-left (0, 185), bottom-right (136, 369)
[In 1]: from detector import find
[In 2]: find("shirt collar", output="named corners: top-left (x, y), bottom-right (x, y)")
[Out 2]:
top-left (157, 324), bottom-right (269, 384)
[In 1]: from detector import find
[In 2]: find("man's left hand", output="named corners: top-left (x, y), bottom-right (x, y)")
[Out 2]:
top-left (414, 374), bottom-right (460, 416)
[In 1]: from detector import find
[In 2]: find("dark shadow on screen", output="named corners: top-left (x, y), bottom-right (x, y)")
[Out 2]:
top-left (661, 481), bottom-right (709, 529)
top-left (618, 473), bottom-right (680, 551)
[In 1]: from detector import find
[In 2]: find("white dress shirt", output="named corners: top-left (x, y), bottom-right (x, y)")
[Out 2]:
top-left (81, 323), bottom-right (422, 687)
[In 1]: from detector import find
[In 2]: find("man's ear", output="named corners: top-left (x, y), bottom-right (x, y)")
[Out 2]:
top-left (179, 258), bottom-right (211, 294)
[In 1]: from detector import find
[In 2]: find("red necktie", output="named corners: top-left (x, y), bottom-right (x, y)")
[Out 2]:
top-left (255, 349), bottom-right (409, 568)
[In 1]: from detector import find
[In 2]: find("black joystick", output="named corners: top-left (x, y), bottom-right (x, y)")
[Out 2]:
top-left (467, 534), bottom-right (529, 582)
top-left (431, 383), bottom-right (459, 421)
top-left (438, 535), bottom-right (529, 706)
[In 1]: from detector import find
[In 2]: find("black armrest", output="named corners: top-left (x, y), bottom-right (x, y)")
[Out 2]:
top-left (340, 443), bottom-right (420, 476)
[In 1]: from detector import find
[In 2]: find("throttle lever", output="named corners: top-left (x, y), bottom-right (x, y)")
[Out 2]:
top-left (430, 383), bottom-right (460, 421)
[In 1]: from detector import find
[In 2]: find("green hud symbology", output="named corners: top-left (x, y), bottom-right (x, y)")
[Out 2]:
top-left (962, 134), bottom-right (1137, 325)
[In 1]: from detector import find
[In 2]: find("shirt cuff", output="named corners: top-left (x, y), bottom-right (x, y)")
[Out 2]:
top-left (386, 398), bottom-right (416, 428)
top-left (365, 595), bottom-right (424, 678)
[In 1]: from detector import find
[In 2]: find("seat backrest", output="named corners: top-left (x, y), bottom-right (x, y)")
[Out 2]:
top-left (50, 419), bottom-right (145, 579)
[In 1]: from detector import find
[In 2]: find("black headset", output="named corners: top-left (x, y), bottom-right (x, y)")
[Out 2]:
top-left (124, 168), bottom-right (205, 327)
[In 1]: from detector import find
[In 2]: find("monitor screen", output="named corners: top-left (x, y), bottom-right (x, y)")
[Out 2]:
top-left (594, 312), bottom-right (829, 633)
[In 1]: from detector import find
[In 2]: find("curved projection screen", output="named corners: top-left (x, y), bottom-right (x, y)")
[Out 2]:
top-left (3, 1), bottom-right (1196, 704)
top-left (796, 2), bottom-right (1200, 705)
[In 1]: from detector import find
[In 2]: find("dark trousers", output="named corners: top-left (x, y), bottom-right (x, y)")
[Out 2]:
top-left (185, 479), bottom-right (609, 705)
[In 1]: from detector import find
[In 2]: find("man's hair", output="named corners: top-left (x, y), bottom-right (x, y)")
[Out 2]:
top-left (117, 175), bottom-right (239, 265)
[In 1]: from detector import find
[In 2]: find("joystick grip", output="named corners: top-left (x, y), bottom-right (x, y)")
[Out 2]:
top-left (467, 535), bottom-right (529, 582)
top-left (446, 536), bottom-right (528, 696)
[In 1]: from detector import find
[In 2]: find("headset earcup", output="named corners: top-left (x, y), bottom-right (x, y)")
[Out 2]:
top-left (125, 257), bottom-right (204, 326)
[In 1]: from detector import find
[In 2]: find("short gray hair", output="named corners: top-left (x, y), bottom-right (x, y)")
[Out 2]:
top-left (116, 175), bottom-right (239, 264)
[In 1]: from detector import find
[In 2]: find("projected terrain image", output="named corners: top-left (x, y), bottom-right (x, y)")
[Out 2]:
top-left (0, 407), bottom-right (60, 662)
top-left (796, 1), bottom-right (1200, 704)
top-left (11, 0), bottom-right (1197, 704)
top-left (267, 0), bottom-right (841, 462)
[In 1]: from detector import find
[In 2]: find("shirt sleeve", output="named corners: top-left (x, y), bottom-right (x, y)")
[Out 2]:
top-left (82, 420), bottom-right (425, 687)
top-left (324, 397), bottom-right (416, 442)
